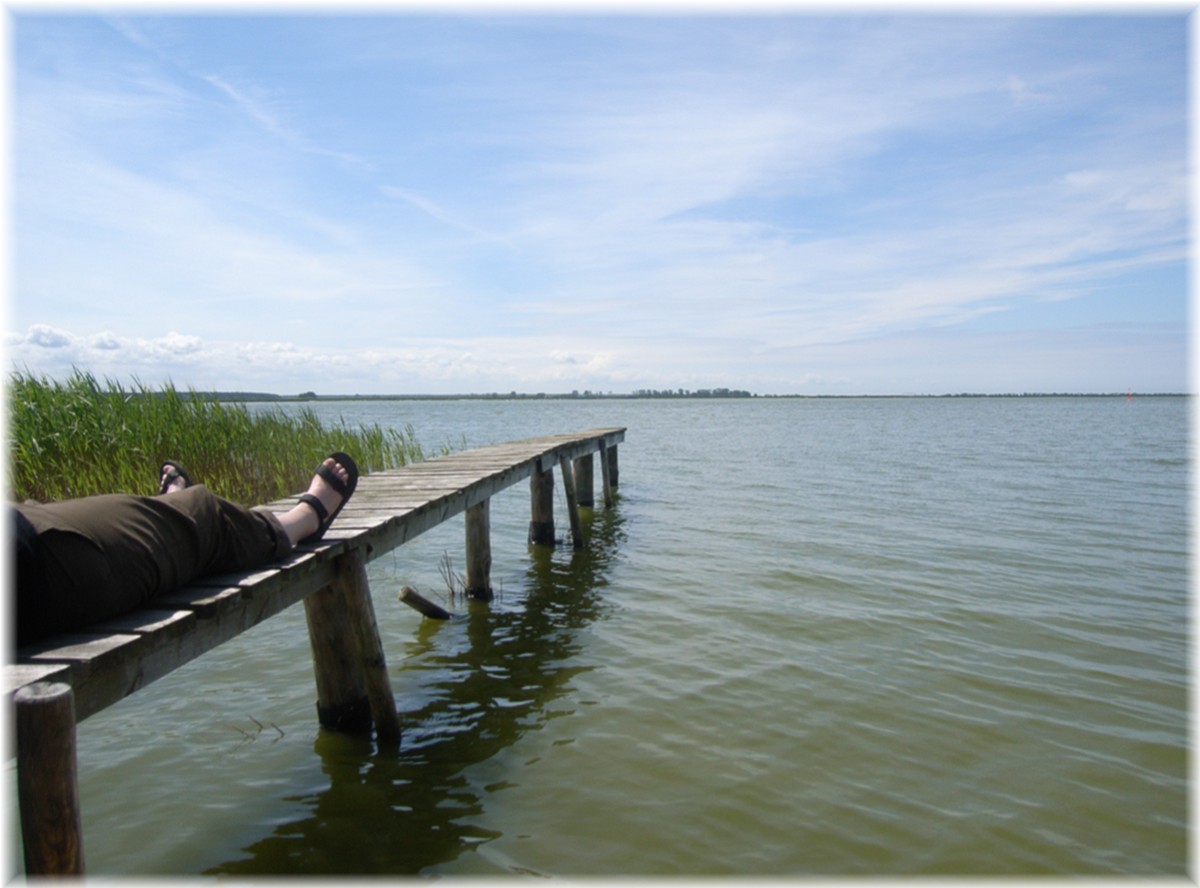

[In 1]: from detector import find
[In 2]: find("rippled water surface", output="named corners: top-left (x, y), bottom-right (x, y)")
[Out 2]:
top-left (10, 396), bottom-right (1189, 875)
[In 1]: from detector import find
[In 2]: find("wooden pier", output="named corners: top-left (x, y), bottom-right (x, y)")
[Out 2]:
top-left (6, 427), bottom-right (626, 876)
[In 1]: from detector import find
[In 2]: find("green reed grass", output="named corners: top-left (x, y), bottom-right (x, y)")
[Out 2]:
top-left (9, 370), bottom-right (427, 505)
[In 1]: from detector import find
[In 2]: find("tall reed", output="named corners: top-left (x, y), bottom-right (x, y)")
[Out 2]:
top-left (9, 370), bottom-right (427, 505)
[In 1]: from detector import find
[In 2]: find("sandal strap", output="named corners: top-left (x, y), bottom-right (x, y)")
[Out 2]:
top-left (297, 492), bottom-right (329, 524)
top-left (316, 461), bottom-right (351, 496)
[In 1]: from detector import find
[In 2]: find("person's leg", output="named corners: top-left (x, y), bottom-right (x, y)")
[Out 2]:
top-left (159, 455), bottom-right (352, 547)
top-left (16, 455), bottom-right (356, 644)
top-left (15, 488), bottom-right (288, 643)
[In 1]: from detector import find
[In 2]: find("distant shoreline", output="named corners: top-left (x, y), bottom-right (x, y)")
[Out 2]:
top-left (208, 391), bottom-right (1188, 403)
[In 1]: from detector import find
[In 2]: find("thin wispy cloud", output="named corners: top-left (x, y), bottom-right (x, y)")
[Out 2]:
top-left (8, 10), bottom-right (1188, 394)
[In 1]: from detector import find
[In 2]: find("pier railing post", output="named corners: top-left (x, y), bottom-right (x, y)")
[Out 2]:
top-left (573, 454), bottom-right (594, 508)
top-left (558, 455), bottom-right (585, 549)
top-left (465, 499), bottom-right (493, 599)
top-left (16, 681), bottom-right (85, 876)
top-left (529, 466), bottom-right (556, 546)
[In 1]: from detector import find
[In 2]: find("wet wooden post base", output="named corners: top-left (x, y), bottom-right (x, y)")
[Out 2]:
top-left (573, 454), bottom-right (594, 508)
top-left (304, 576), bottom-right (372, 733)
top-left (334, 547), bottom-right (402, 748)
top-left (558, 456), bottom-right (585, 549)
top-left (465, 499), bottom-right (493, 599)
top-left (599, 442), bottom-right (614, 508)
top-left (529, 467), bottom-right (556, 545)
top-left (16, 681), bottom-right (84, 876)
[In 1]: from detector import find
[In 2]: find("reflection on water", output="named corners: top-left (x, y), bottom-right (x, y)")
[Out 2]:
top-left (209, 506), bottom-right (625, 875)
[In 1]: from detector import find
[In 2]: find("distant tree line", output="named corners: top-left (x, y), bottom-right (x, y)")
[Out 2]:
top-left (630, 388), bottom-right (754, 398)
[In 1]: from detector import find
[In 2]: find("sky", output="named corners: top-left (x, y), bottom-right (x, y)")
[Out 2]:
top-left (4, 4), bottom-right (1191, 396)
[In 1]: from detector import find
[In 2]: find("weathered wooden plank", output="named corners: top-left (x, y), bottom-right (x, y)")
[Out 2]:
top-left (5, 662), bottom-right (72, 697)
top-left (155, 584), bottom-right (246, 619)
top-left (19, 633), bottom-right (150, 722)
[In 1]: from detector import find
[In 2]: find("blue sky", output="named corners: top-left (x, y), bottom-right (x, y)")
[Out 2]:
top-left (6, 7), bottom-right (1190, 395)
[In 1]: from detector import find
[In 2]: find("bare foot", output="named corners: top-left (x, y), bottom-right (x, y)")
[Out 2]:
top-left (160, 463), bottom-right (190, 494)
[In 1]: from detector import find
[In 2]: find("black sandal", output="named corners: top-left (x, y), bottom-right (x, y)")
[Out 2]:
top-left (297, 451), bottom-right (359, 543)
top-left (158, 460), bottom-right (192, 495)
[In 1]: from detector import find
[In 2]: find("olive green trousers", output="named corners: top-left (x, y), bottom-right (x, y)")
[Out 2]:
top-left (14, 486), bottom-right (290, 645)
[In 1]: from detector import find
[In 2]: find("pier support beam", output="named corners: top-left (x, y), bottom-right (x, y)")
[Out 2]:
top-left (529, 467), bottom-right (556, 546)
top-left (559, 456), bottom-right (585, 549)
top-left (305, 548), bottom-right (402, 746)
top-left (607, 443), bottom-right (619, 490)
top-left (465, 499), bottom-right (493, 599)
top-left (16, 681), bottom-right (84, 876)
top-left (573, 454), bottom-right (594, 508)
top-left (335, 547), bottom-right (403, 748)
top-left (597, 441), bottom-right (614, 506)
top-left (304, 579), bottom-right (371, 734)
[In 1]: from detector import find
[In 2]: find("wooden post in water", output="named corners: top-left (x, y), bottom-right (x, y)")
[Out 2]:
top-left (16, 681), bottom-right (85, 876)
top-left (304, 581), bottom-right (372, 733)
top-left (573, 454), bottom-right (594, 508)
top-left (398, 585), bottom-right (453, 620)
top-left (607, 443), bottom-right (619, 490)
top-left (558, 455), bottom-right (585, 548)
top-left (334, 546), bottom-right (403, 748)
top-left (529, 466), bottom-right (556, 545)
top-left (599, 442), bottom-right (614, 508)
top-left (465, 499), bottom-right (493, 599)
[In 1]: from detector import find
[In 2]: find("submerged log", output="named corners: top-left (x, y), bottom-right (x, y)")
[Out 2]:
top-left (398, 586), bottom-right (453, 620)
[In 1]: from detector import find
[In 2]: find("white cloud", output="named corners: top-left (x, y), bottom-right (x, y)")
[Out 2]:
top-left (26, 325), bottom-right (73, 349)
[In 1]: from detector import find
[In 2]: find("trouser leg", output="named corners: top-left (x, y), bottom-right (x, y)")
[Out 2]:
top-left (16, 487), bottom-right (291, 643)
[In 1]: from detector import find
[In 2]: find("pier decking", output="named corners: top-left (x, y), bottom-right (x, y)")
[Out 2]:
top-left (7, 427), bottom-right (626, 876)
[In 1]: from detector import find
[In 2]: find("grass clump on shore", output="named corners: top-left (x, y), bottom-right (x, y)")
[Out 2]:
top-left (9, 370), bottom-right (428, 505)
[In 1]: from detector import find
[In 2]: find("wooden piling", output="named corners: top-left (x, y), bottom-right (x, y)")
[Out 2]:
top-left (335, 547), bottom-right (403, 748)
top-left (304, 580), bottom-right (372, 733)
top-left (16, 681), bottom-right (84, 876)
top-left (574, 454), bottom-right (595, 508)
top-left (529, 467), bottom-right (556, 546)
top-left (599, 441), bottom-right (614, 508)
top-left (607, 443), bottom-right (619, 489)
top-left (558, 455), bottom-right (585, 549)
top-left (465, 499), bottom-right (493, 599)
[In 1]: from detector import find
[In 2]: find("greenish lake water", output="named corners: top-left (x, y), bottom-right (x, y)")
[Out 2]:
top-left (9, 396), bottom-right (1189, 875)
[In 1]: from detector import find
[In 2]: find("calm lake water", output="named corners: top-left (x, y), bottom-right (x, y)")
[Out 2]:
top-left (9, 396), bottom-right (1190, 876)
